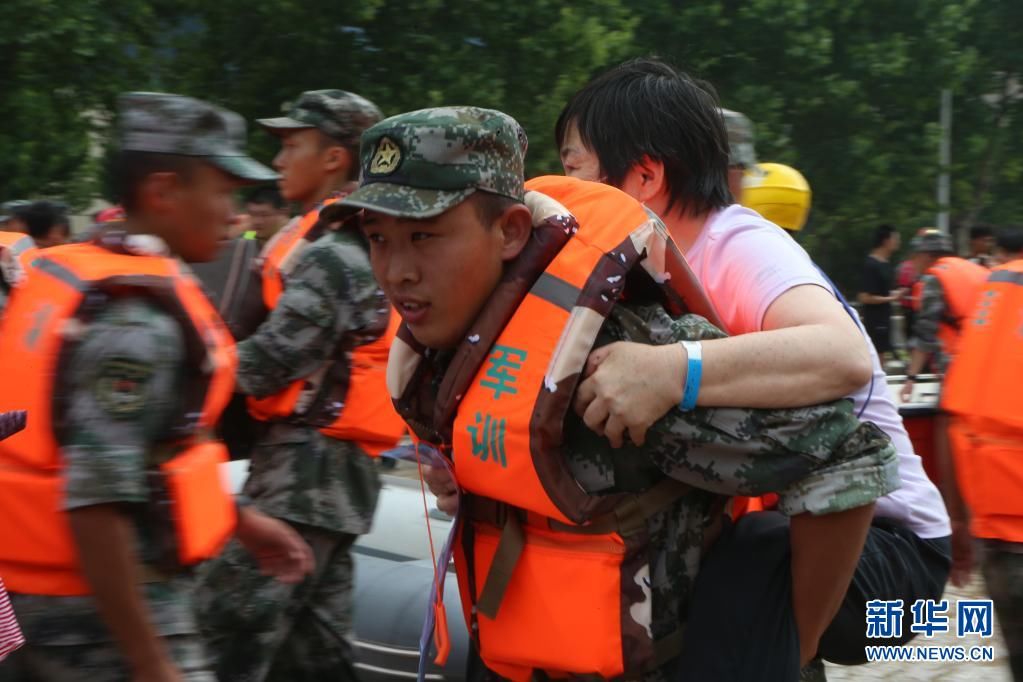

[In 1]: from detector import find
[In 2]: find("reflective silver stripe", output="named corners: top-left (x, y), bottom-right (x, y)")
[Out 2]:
top-left (31, 257), bottom-right (86, 291)
top-left (352, 662), bottom-right (444, 681)
top-left (354, 640), bottom-right (421, 658)
top-left (9, 236), bottom-right (33, 257)
top-left (529, 272), bottom-right (579, 312)
top-left (988, 269), bottom-right (1023, 286)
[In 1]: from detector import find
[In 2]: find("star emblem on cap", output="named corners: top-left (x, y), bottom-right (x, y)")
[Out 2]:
top-left (369, 137), bottom-right (401, 175)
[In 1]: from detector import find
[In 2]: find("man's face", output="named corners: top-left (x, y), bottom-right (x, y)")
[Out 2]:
top-left (559, 122), bottom-right (602, 183)
top-left (971, 235), bottom-right (995, 256)
top-left (246, 201), bottom-right (288, 241)
top-left (165, 163), bottom-right (239, 262)
top-left (3, 217), bottom-right (26, 233)
top-left (36, 224), bottom-right (70, 249)
top-left (272, 128), bottom-right (337, 204)
top-left (362, 198), bottom-right (507, 349)
top-left (887, 232), bottom-right (901, 252)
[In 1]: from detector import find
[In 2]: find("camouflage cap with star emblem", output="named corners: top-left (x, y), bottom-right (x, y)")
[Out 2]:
top-left (258, 89), bottom-right (383, 147)
top-left (910, 227), bottom-right (954, 254)
top-left (339, 106), bottom-right (526, 219)
top-left (720, 108), bottom-right (757, 168)
top-left (118, 92), bottom-right (278, 183)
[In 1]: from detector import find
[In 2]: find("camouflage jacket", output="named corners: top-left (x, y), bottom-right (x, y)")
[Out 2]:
top-left (914, 274), bottom-right (948, 370)
top-left (565, 302), bottom-right (899, 670)
top-left (413, 300), bottom-right (900, 680)
top-left (10, 297), bottom-right (199, 645)
top-left (235, 227), bottom-right (385, 535)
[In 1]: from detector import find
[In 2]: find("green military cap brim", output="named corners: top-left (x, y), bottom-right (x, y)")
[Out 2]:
top-left (207, 154), bottom-right (280, 183)
top-left (340, 182), bottom-right (478, 219)
top-left (256, 116), bottom-right (315, 133)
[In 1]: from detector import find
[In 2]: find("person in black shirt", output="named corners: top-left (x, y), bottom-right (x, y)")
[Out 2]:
top-left (858, 224), bottom-right (901, 358)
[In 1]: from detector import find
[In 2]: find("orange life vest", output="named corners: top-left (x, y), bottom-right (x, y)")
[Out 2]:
top-left (942, 260), bottom-right (1023, 543)
top-left (0, 231), bottom-right (36, 293)
top-left (388, 176), bottom-right (724, 680)
top-left (249, 199), bottom-right (405, 456)
top-left (0, 241), bottom-right (238, 596)
top-left (913, 256), bottom-right (989, 357)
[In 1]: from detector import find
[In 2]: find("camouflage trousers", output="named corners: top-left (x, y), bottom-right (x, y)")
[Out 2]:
top-left (195, 523), bottom-right (359, 682)
top-left (980, 540), bottom-right (1023, 680)
top-left (0, 634), bottom-right (214, 681)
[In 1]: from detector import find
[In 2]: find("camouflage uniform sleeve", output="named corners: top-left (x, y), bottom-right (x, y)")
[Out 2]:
top-left (235, 234), bottom-right (381, 398)
top-left (913, 274), bottom-right (945, 354)
top-left (605, 303), bottom-right (901, 516)
top-left (59, 297), bottom-right (185, 510)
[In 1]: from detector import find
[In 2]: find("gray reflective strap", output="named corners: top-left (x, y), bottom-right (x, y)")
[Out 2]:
top-left (529, 272), bottom-right (579, 312)
top-left (989, 269), bottom-right (1023, 286)
top-left (10, 237), bottom-right (33, 257)
top-left (31, 257), bottom-right (87, 291)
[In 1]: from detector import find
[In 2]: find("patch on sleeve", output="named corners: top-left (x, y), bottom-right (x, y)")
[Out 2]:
top-left (93, 358), bottom-right (153, 418)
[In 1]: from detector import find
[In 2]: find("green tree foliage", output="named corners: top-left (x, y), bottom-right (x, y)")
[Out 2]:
top-left (2, 0), bottom-right (1019, 290)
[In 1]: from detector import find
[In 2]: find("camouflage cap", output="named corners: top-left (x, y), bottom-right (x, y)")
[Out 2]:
top-left (720, 108), bottom-right (757, 168)
top-left (339, 106), bottom-right (526, 219)
top-left (257, 89), bottom-right (383, 146)
top-left (910, 228), bottom-right (954, 254)
top-left (118, 92), bottom-right (277, 183)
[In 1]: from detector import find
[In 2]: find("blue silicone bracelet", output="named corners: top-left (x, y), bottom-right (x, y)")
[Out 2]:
top-left (679, 341), bottom-right (703, 411)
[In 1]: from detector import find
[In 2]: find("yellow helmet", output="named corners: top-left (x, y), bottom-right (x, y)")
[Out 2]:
top-left (741, 163), bottom-right (812, 232)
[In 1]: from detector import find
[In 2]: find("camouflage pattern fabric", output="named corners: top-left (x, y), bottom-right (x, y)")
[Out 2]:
top-left (410, 299), bottom-right (899, 682)
top-left (909, 228), bottom-right (954, 255)
top-left (914, 273), bottom-right (948, 370)
top-left (340, 106), bottom-right (526, 218)
top-left (4, 295), bottom-right (215, 678)
top-left (196, 227), bottom-right (383, 679)
top-left (981, 540), bottom-right (1023, 679)
top-left (118, 92), bottom-right (277, 183)
top-left (196, 527), bottom-right (359, 682)
top-left (4, 579), bottom-right (212, 682)
top-left (230, 227), bottom-right (384, 534)
top-left (559, 301), bottom-right (900, 682)
top-left (257, 89), bottom-right (383, 148)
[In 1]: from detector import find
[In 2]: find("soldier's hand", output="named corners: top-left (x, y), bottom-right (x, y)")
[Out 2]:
top-left (574, 342), bottom-right (685, 448)
top-left (423, 464), bottom-right (458, 516)
top-left (949, 520), bottom-right (975, 587)
top-left (899, 379), bottom-right (915, 403)
top-left (235, 507), bottom-right (314, 584)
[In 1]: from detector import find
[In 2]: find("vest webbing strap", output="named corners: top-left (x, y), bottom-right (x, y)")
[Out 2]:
top-left (468, 478), bottom-right (695, 620)
top-left (475, 509), bottom-right (524, 620)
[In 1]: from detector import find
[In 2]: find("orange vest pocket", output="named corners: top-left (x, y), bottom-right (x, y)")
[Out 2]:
top-left (0, 468), bottom-right (76, 567)
top-left (160, 442), bottom-right (237, 565)
top-left (471, 521), bottom-right (626, 679)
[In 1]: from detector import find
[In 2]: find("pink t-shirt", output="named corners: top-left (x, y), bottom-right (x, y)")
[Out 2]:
top-left (685, 205), bottom-right (950, 539)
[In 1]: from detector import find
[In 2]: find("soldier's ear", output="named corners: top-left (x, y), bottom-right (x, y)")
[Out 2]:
top-left (138, 172), bottom-right (182, 215)
top-left (498, 203), bottom-right (533, 262)
top-left (323, 145), bottom-right (352, 175)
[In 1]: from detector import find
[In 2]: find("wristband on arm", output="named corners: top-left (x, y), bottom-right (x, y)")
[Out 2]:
top-left (678, 341), bottom-right (703, 411)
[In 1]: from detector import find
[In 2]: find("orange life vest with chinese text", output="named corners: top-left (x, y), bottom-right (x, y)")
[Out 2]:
top-left (389, 176), bottom-right (724, 680)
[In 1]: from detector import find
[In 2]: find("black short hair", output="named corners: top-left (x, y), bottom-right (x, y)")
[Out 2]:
top-left (112, 150), bottom-right (201, 212)
top-left (555, 57), bottom-right (732, 216)
top-left (970, 224), bottom-right (994, 240)
top-left (471, 192), bottom-right (521, 227)
top-left (246, 185), bottom-right (286, 210)
top-left (23, 201), bottom-right (69, 241)
top-left (873, 224), bottom-right (897, 248)
top-left (996, 226), bottom-right (1023, 255)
